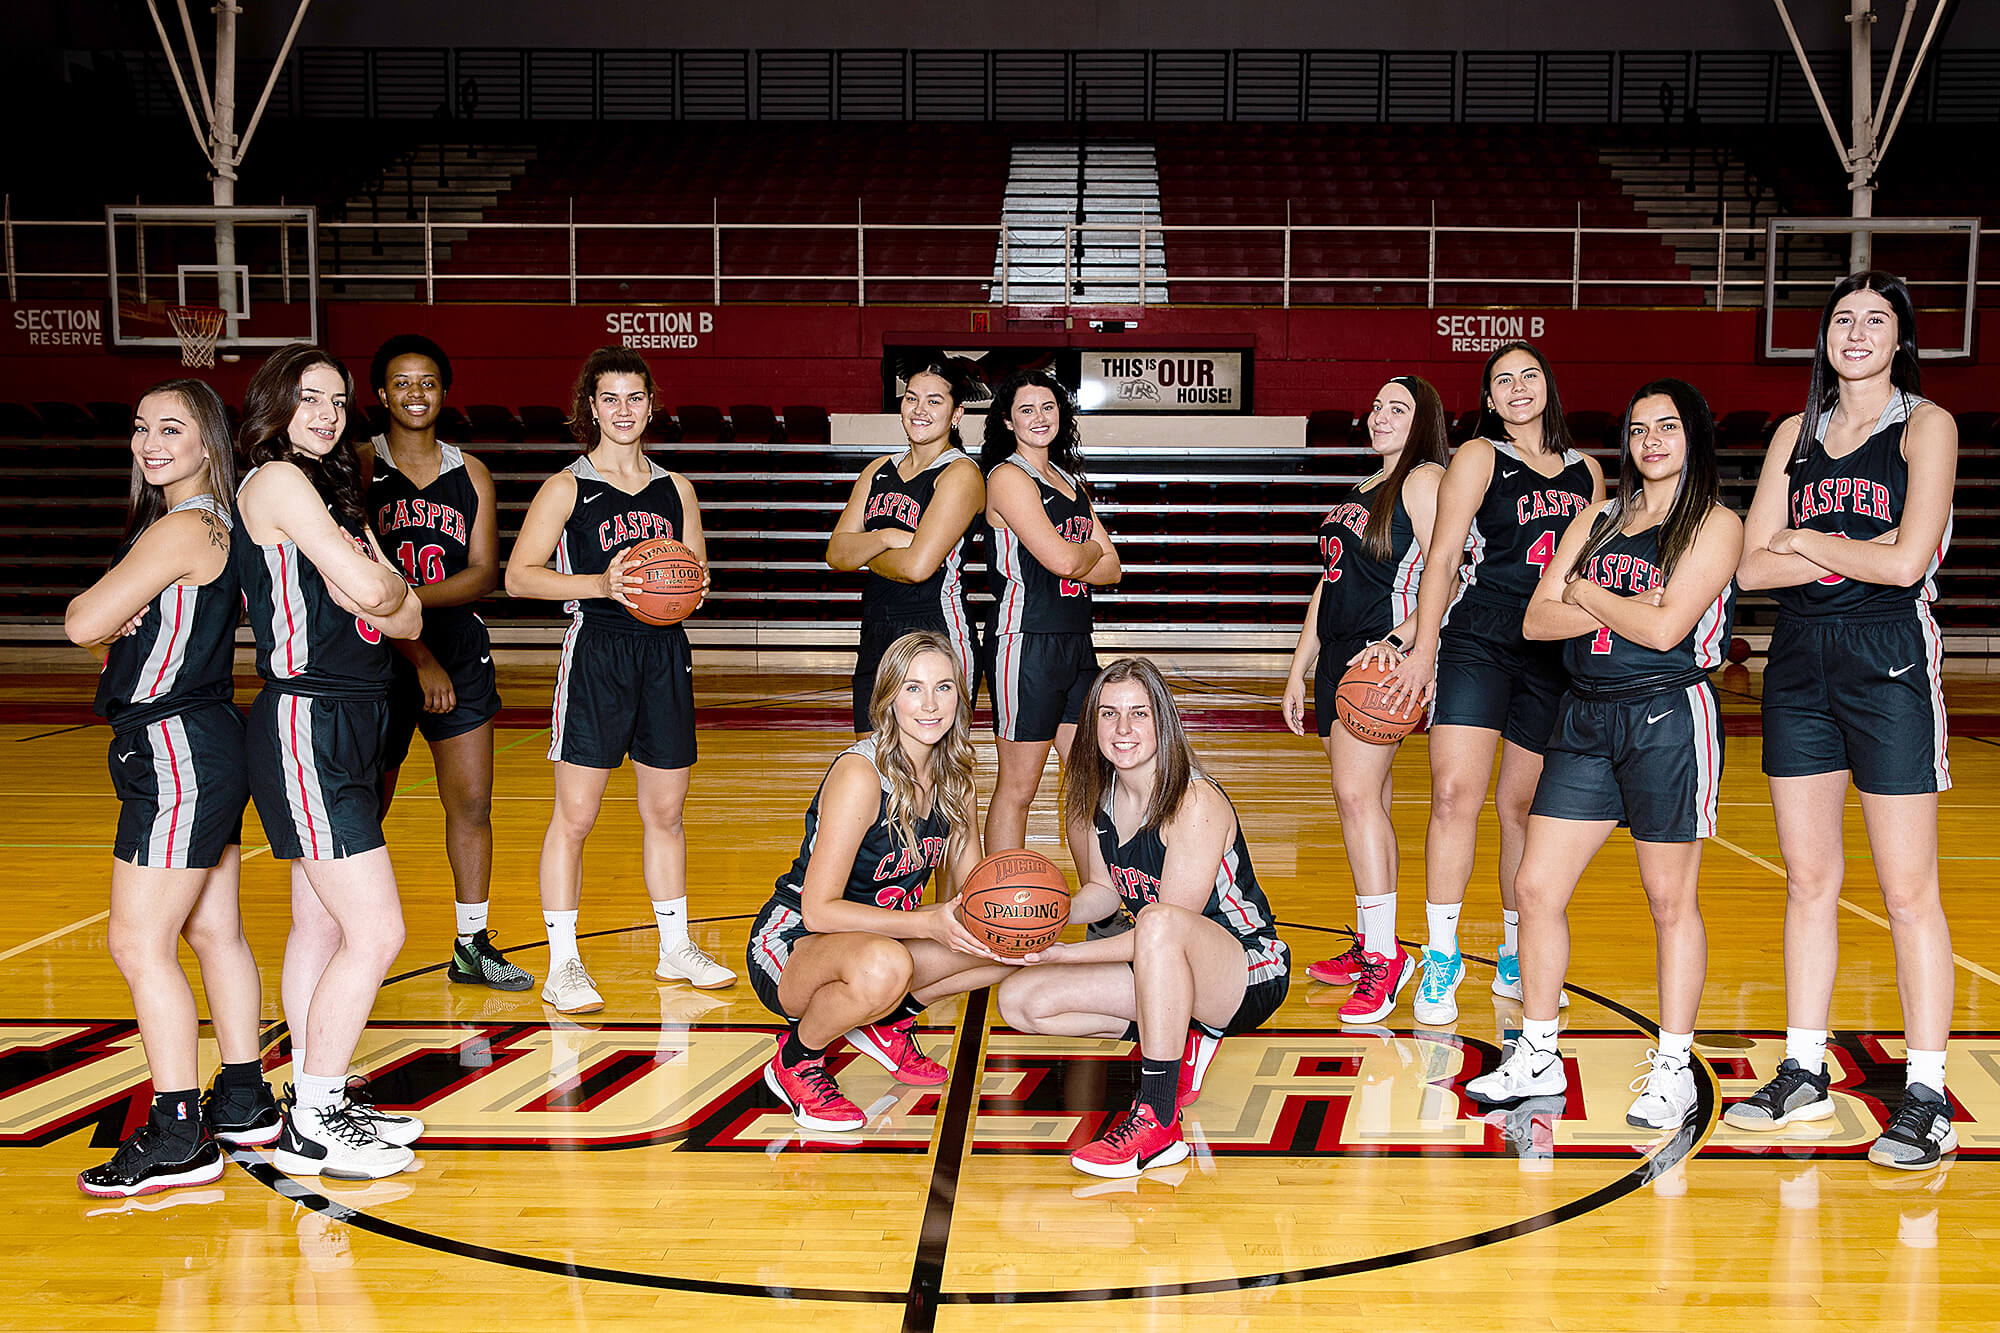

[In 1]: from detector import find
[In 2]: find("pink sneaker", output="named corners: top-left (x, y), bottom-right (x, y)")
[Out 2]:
top-left (763, 1052), bottom-right (867, 1132)
top-left (1307, 931), bottom-right (1392, 987)
top-left (1070, 1101), bottom-right (1191, 1178)
top-left (846, 1018), bottom-right (948, 1086)
top-left (1178, 1029), bottom-right (1220, 1110)
top-left (1338, 949), bottom-right (1415, 1025)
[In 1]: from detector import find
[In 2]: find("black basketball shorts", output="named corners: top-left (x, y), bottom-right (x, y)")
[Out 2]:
top-left (109, 703), bottom-right (249, 870)
top-left (382, 613), bottom-right (502, 769)
top-left (989, 630), bottom-right (1098, 743)
top-left (1761, 610), bottom-right (1950, 795)
top-left (1531, 681), bottom-right (1724, 842)
top-left (745, 897), bottom-right (812, 1019)
top-left (1430, 595), bottom-right (1567, 753)
top-left (852, 613), bottom-right (979, 733)
top-left (1313, 630), bottom-right (1381, 739)
top-left (549, 619), bottom-right (696, 771)
top-left (246, 688), bottom-right (390, 861)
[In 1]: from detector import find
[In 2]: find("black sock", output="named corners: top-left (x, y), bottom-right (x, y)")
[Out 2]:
top-left (151, 1090), bottom-right (201, 1142)
top-left (780, 1024), bottom-right (826, 1067)
top-left (218, 1060), bottom-right (265, 1093)
top-left (1137, 1061), bottom-right (1177, 1123)
top-left (890, 994), bottom-right (926, 1024)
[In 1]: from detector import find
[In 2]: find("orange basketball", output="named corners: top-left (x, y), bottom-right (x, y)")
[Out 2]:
top-left (957, 850), bottom-right (1071, 958)
top-left (1334, 658), bottom-right (1424, 745)
top-left (623, 538), bottom-right (703, 626)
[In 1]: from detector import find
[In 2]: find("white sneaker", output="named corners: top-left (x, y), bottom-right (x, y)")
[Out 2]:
top-left (1465, 1039), bottom-right (1566, 1104)
top-left (655, 939), bottom-right (737, 989)
top-left (1411, 947), bottom-right (1464, 1026)
top-left (341, 1077), bottom-right (424, 1146)
top-left (542, 957), bottom-right (605, 1014)
top-left (272, 1099), bottom-right (414, 1181)
top-left (1626, 1050), bottom-right (1698, 1130)
top-left (1490, 952), bottom-right (1569, 1007)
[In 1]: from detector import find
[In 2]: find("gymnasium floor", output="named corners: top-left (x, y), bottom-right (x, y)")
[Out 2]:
top-left (2, 653), bottom-right (1996, 1331)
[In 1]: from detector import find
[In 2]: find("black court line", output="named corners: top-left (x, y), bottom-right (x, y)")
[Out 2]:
top-left (15, 723), bottom-right (91, 743)
top-left (901, 986), bottom-right (989, 1332)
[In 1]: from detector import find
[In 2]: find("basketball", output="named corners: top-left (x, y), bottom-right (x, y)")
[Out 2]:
top-left (957, 850), bottom-right (1072, 958)
top-left (1334, 658), bottom-right (1424, 745)
top-left (1728, 636), bottom-right (1751, 664)
top-left (623, 538), bottom-right (704, 626)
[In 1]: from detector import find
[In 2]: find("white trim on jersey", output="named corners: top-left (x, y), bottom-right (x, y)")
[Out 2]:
top-left (261, 542), bottom-right (311, 680)
top-left (142, 714), bottom-right (198, 868)
top-left (1211, 843), bottom-right (1261, 935)
top-left (276, 693), bottom-right (332, 859)
top-left (134, 584), bottom-right (191, 704)
top-left (750, 903), bottom-right (804, 988)
top-left (1390, 537), bottom-right (1425, 625)
top-left (991, 526), bottom-right (1025, 636)
top-left (1446, 516), bottom-right (1485, 622)
top-left (1245, 936), bottom-right (1289, 984)
top-left (1691, 589), bottom-right (1730, 669)
top-left (936, 544), bottom-right (976, 691)
top-left (548, 615), bottom-right (583, 761)
top-left (1919, 513), bottom-right (1952, 605)
top-left (1684, 683), bottom-right (1722, 839)
top-left (372, 436), bottom-right (466, 478)
top-left (1917, 602), bottom-right (1952, 792)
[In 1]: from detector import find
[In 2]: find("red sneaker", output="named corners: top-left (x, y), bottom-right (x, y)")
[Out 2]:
top-left (762, 1051), bottom-right (867, 1132)
top-left (1178, 1029), bottom-right (1220, 1110)
top-left (1306, 930), bottom-right (1384, 987)
top-left (846, 1018), bottom-right (948, 1086)
top-left (1337, 949), bottom-right (1415, 1024)
top-left (1071, 1101), bottom-right (1191, 1178)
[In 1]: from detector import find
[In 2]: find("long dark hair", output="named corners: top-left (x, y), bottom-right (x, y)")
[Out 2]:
top-left (239, 344), bottom-right (365, 522)
top-left (567, 344), bottom-right (657, 446)
top-left (897, 353), bottom-right (988, 450)
top-left (1790, 270), bottom-right (1923, 473)
top-left (1062, 657), bottom-right (1201, 839)
top-left (126, 378), bottom-right (236, 547)
top-left (1363, 375), bottom-right (1451, 561)
top-left (981, 369), bottom-right (1089, 495)
top-left (1569, 378), bottom-right (1720, 583)
top-left (1473, 340), bottom-right (1574, 457)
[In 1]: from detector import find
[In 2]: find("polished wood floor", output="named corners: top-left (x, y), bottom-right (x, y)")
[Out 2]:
top-left (2, 653), bottom-right (1998, 1330)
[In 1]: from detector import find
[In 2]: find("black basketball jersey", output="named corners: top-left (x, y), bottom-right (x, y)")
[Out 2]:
top-left (1564, 521), bottom-right (1736, 692)
top-left (554, 455), bottom-right (688, 632)
top-left (1458, 439), bottom-right (1594, 608)
top-left (234, 467), bottom-right (394, 696)
top-left (1095, 775), bottom-right (1281, 952)
top-left (370, 438), bottom-right (481, 635)
top-left (988, 454), bottom-right (1094, 636)
top-left (1315, 479), bottom-right (1426, 644)
top-left (1774, 393), bottom-right (1949, 619)
top-left (772, 738), bottom-right (952, 912)
top-left (95, 495), bottom-right (240, 731)
top-left (860, 448), bottom-right (972, 626)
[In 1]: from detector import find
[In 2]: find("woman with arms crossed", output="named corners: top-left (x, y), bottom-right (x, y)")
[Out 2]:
top-left (1466, 379), bottom-right (1739, 1130)
top-left (1726, 272), bottom-right (1959, 1171)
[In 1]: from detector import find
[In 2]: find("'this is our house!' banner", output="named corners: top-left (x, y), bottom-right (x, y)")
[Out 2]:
top-left (1078, 351), bottom-right (1248, 413)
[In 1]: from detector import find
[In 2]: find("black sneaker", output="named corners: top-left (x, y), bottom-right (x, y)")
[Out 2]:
top-left (204, 1078), bottom-right (283, 1147)
top-left (447, 929), bottom-right (535, 991)
top-left (1869, 1083), bottom-right (1957, 1171)
top-left (78, 1122), bottom-right (224, 1198)
top-left (1721, 1057), bottom-right (1835, 1131)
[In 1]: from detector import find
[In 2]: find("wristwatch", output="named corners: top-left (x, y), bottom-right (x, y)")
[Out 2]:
top-left (1384, 634), bottom-right (1410, 654)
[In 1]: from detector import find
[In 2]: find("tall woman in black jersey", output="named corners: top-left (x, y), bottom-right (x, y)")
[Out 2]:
top-left (997, 658), bottom-right (1290, 1178)
top-left (507, 345), bottom-right (732, 1016)
top-left (65, 378), bottom-right (270, 1197)
top-left (1729, 272), bottom-right (1960, 1171)
top-left (1281, 376), bottom-right (1450, 1025)
top-left (747, 631), bottom-right (1008, 1132)
top-left (827, 359), bottom-right (985, 732)
top-left (235, 346), bottom-right (426, 1181)
top-left (1466, 380), bottom-right (1740, 1131)
top-left (1379, 342), bottom-right (1604, 1026)
top-left (365, 334), bottom-right (526, 992)
top-left (982, 370), bottom-right (1121, 853)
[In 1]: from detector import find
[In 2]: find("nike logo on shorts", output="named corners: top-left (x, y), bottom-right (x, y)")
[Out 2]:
top-left (116, 750), bottom-right (137, 762)
top-left (1646, 711), bottom-right (1671, 725)
top-left (478, 655), bottom-right (492, 665)
top-left (1888, 663), bottom-right (1916, 678)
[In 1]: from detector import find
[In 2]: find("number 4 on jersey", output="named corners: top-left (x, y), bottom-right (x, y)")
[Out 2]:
top-left (1526, 530), bottom-right (1555, 572)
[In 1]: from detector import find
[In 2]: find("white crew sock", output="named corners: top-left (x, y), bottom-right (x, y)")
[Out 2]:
top-left (1906, 1047), bottom-right (1948, 1093)
top-left (1424, 900), bottom-right (1461, 957)
top-left (455, 899), bottom-right (489, 942)
top-left (1521, 1015), bottom-right (1561, 1053)
top-left (1356, 893), bottom-right (1397, 959)
top-left (652, 897), bottom-right (690, 952)
top-left (294, 1070), bottom-right (344, 1113)
top-left (1501, 909), bottom-right (1520, 957)
top-left (1657, 1030), bottom-right (1694, 1067)
top-left (1784, 1027), bottom-right (1827, 1075)
top-left (544, 909), bottom-right (581, 969)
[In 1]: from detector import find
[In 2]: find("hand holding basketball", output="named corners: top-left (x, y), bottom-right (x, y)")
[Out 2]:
top-left (623, 538), bottom-right (705, 626)
top-left (1334, 658), bottom-right (1425, 745)
top-left (1371, 640), bottom-right (1435, 715)
top-left (600, 546), bottom-right (642, 609)
top-left (956, 851), bottom-right (1072, 958)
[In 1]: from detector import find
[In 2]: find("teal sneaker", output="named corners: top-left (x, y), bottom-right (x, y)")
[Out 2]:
top-left (1413, 947), bottom-right (1464, 1026)
top-left (1492, 951), bottom-right (1570, 1006)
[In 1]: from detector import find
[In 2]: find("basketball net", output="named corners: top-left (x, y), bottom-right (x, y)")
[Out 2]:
top-left (166, 305), bottom-right (226, 369)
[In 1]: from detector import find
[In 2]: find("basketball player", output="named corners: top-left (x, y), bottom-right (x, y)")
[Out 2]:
top-left (364, 335), bottom-right (527, 992)
top-left (506, 345), bottom-right (735, 1014)
top-left (1281, 376), bottom-right (1451, 1024)
top-left (65, 378), bottom-right (272, 1197)
top-left (827, 359), bottom-right (985, 731)
top-left (996, 658), bottom-right (1290, 1178)
top-left (1728, 272), bottom-right (1959, 1171)
top-left (981, 369), bottom-right (1121, 853)
top-left (1465, 379), bottom-right (1740, 1131)
top-left (746, 631), bottom-right (1010, 1131)
top-left (1378, 342), bottom-right (1604, 1024)
top-left (235, 345), bottom-right (427, 1179)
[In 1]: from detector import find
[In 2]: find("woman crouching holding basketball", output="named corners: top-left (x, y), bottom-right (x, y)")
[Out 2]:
top-left (1281, 375), bottom-right (1450, 1024)
top-left (747, 631), bottom-right (1012, 1131)
top-left (506, 345), bottom-right (733, 1014)
top-left (1466, 380), bottom-right (1739, 1130)
top-left (999, 657), bottom-right (1290, 1178)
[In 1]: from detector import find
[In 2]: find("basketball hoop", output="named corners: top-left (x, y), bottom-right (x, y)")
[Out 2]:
top-left (166, 305), bottom-right (227, 369)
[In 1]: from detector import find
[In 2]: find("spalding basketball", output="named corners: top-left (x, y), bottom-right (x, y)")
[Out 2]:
top-left (957, 850), bottom-right (1071, 958)
top-left (1334, 658), bottom-right (1424, 745)
top-left (623, 538), bottom-right (703, 626)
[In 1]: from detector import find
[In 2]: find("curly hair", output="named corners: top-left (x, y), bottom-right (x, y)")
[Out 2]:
top-left (238, 344), bottom-right (366, 522)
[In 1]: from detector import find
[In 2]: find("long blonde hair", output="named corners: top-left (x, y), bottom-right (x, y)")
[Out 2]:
top-left (866, 630), bottom-right (977, 864)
